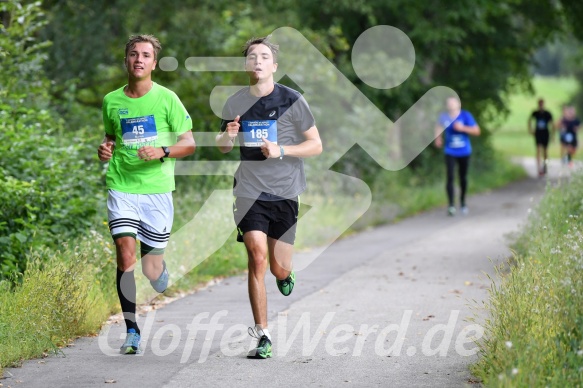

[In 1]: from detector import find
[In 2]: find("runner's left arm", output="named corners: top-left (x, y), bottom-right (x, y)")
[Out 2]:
top-left (137, 130), bottom-right (195, 161)
top-left (454, 123), bottom-right (480, 136)
top-left (137, 92), bottom-right (195, 161)
top-left (453, 112), bottom-right (480, 136)
top-left (166, 130), bottom-right (196, 158)
top-left (261, 126), bottom-right (322, 159)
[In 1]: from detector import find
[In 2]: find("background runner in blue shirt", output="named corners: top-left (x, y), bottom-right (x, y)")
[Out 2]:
top-left (434, 97), bottom-right (481, 216)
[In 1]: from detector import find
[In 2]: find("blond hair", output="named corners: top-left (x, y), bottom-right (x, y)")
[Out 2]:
top-left (125, 34), bottom-right (162, 60)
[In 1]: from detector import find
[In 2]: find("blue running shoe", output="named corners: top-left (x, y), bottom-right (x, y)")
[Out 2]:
top-left (150, 261), bottom-right (169, 293)
top-left (120, 328), bottom-right (141, 354)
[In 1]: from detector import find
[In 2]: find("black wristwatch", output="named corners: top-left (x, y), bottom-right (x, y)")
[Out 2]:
top-left (160, 146), bottom-right (170, 162)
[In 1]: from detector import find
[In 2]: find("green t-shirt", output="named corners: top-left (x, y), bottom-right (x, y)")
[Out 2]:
top-left (102, 83), bottom-right (192, 194)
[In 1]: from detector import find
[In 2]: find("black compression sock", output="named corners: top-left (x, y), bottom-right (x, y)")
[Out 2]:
top-left (116, 268), bottom-right (140, 335)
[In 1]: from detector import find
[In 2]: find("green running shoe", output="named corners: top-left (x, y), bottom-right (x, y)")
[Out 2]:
top-left (276, 271), bottom-right (295, 296)
top-left (247, 327), bottom-right (272, 359)
top-left (120, 328), bottom-right (141, 354)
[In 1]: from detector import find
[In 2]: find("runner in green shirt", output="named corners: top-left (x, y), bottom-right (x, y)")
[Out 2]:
top-left (97, 34), bottom-right (195, 354)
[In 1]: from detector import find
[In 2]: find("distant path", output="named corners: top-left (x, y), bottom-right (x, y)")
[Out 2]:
top-left (4, 159), bottom-right (572, 387)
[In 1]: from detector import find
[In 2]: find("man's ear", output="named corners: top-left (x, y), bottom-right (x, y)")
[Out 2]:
top-left (152, 59), bottom-right (157, 70)
top-left (273, 62), bottom-right (278, 73)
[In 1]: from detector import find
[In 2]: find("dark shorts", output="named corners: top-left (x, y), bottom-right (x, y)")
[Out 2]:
top-left (535, 130), bottom-right (549, 147)
top-left (233, 197), bottom-right (300, 245)
top-left (560, 132), bottom-right (578, 148)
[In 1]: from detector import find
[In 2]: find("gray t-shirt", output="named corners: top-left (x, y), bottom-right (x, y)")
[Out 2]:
top-left (220, 84), bottom-right (316, 200)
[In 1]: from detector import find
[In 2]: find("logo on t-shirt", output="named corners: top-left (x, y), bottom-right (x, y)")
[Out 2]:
top-left (269, 110), bottom-right (276, 117)
top-left (118, 108), bottom-right (129, 115)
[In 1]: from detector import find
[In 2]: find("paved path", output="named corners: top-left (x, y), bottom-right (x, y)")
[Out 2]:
top-left (4, 160), bottom-right (573, 387)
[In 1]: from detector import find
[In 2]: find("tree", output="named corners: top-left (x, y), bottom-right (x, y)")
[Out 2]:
top-left (0, 1), bottom-right (104, 280)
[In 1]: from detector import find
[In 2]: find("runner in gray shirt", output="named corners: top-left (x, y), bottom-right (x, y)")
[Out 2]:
top-left (216, 36), bottom-right (322, 359)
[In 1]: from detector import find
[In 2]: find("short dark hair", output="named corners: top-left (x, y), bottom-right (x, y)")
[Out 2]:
top-left (125, 34), bottom-right (162, 60)
top-left (242, 36), bottom-right (279, 62)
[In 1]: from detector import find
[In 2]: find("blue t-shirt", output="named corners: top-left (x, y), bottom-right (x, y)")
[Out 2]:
top-left (438, 110), bottom-right (476, 157)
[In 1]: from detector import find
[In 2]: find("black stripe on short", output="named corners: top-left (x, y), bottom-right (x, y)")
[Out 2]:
top-left (138, 226), bottom-right (170, 242)
top-left (109, 218), bottom-right (140, 230)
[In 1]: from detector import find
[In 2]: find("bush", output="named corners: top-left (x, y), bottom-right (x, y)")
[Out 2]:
top-left (0, 1), bottom-right (106, 280)
top-left (473, 173), bottom-right (583, 386)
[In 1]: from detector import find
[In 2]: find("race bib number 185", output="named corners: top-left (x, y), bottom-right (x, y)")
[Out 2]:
top-left (241, 120), bottom-right (277, 147)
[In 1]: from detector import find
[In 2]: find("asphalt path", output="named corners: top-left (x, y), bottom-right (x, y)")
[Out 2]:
top-left (3, 159), bottom-right (570, 387)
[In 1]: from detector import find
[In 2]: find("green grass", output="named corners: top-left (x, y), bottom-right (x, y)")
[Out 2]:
top-left (0, 235), bottom-right (118, 372)
top-left (492, 76), bottom-right (580, 158)
top-left (472, 172), bottom-right (583, 386)
top-left (473, 75), bottom-right (583, 386)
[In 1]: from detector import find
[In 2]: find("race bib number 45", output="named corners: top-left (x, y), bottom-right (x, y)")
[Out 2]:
top-left (121, 115), bottom-right (158, 145)
top-left (241, 120), bottom-right (277, 147)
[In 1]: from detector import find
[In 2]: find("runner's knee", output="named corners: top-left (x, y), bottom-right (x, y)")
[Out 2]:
top-left (114, 235), bottom-right (137, 270)
top-left (247, 249), bottom-right (267, 274)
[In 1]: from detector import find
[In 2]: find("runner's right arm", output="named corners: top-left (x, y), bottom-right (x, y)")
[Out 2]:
top-left (527, 113), bottom-right (534, 135)
top-left (97, 134), bottom-right (116, 162)
top-left (434, 124), bottom-right (443, 148)
top-left (216, 115), bottom-right (240, 153)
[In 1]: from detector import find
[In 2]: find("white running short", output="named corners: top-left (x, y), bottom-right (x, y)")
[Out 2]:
top-left (107, 189), bottom-right (173, 249)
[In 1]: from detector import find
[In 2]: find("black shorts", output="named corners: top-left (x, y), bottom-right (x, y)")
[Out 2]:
top-left (233, 197), bottom-right (299, 245)
top-left (535, 130), bottom-right (549, 147)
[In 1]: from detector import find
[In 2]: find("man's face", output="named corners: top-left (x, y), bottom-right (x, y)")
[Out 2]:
top-left (125, 42), bottom-right (157, 80)
top-left (538, 100), bottom-right (544, 109)
top-left (245, 43), bottom-right (277, 81)
top-left (446, 97), bottom-right (461, 113)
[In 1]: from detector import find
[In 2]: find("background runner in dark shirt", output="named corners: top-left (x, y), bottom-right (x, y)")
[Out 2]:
top-left (528, 98), bottom-right (554, 176)
top-left (558, 105), bottom-right (581, 166)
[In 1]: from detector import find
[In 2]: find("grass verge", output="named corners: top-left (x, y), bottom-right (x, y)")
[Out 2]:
top-left (472, 172), bottom-right (583, 386)
top-left (0, 233), bottom-right (117, 372)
